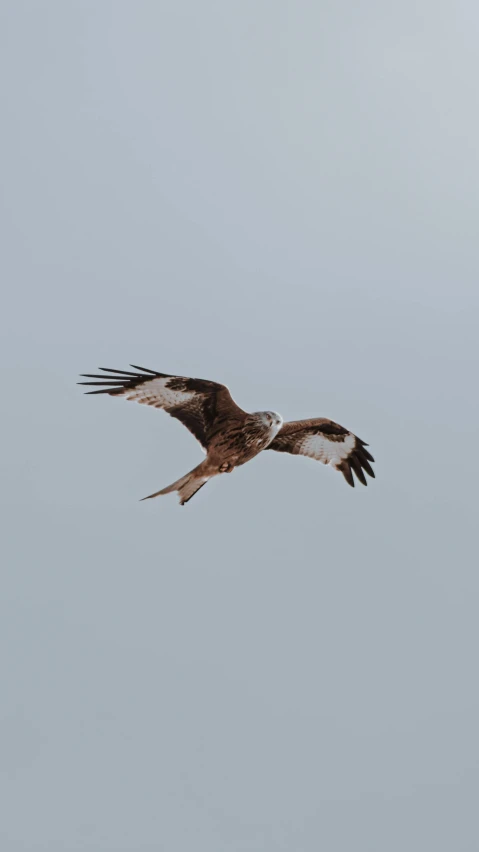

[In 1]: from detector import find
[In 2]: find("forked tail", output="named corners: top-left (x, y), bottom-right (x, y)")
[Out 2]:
top-left (140, 463), bottom-right (211, 506)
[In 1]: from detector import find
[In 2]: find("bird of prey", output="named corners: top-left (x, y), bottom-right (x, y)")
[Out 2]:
top-left (79, 366), bottom-right (375, 505)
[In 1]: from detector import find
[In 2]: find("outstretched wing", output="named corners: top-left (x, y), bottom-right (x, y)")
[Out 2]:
top-left (78, 365), bottom-right (246, 450)
top-left (267, 418), bottom-right (375, 487)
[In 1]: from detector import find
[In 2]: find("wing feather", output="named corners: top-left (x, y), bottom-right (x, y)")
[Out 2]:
top-left (78, 366), bottom-right (246, 449)
top-left (267, 418), bottom-right (375, 487)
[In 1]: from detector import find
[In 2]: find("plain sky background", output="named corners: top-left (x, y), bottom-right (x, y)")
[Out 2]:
top-left (1, 2), bottom-right (478, 850)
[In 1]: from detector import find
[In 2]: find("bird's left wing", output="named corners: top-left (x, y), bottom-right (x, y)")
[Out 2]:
top-left (78, 365), bottom-right (246, 450)
top-left (266, 418), bottom-right (375, 487)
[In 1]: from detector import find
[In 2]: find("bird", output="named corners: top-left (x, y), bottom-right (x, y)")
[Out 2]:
top-left (79, 365), bottom-right (375, 505)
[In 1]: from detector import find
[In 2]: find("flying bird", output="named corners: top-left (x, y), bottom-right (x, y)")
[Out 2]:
top-left (79, 366), bottom-right (375, 505)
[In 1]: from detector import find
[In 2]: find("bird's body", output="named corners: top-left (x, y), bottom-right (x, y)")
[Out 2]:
top-left (79, 366), bottom-right (375, 504)
top-left (207, 411), bottom-right (283, 470)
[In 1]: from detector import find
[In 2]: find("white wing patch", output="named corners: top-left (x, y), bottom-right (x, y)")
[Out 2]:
top-left (299, 432), bottom-right (356, 468)
top-left (122, 378), bottom-right (196, 409)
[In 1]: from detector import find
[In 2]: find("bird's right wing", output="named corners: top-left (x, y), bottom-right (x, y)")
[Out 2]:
top-left (78, 365), bottom-right (246, 450)
top-left (267, 418), bottom-right (375, 486)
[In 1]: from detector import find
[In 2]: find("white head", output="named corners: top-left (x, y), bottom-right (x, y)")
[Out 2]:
top-left (255, 410), bottom-right (283, 436)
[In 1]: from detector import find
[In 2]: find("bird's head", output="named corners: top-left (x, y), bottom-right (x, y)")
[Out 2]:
top-left (255, 410), bottom-right (283, 435)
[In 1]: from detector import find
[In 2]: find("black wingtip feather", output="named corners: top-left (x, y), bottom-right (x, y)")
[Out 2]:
top-left (357, 454), bottom-right (375, 479)
top-left (339, 463), bottom-right (355, 487)
top-left (82, 387), bottom-right (126, 395)
top-left (350, 456), bottom-right (368, 486)
top-left (129, 365), bottom-right (159, 375)
top-left (99, 367), bottom-right (142, 376)
top-left (78, 381), bottom-right (127, 386)
top-left (356, 441), bottom-right (375, 462)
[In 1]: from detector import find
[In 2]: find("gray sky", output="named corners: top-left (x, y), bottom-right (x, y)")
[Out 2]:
top-left (1, 2), bottom-right (478, 850)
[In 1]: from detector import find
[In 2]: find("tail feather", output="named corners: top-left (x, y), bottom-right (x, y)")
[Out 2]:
top-left (140, 465), bottom-right (210, 505)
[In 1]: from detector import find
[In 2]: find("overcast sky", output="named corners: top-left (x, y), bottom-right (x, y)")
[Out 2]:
top-left (1, 2), bottom-right (479, 850)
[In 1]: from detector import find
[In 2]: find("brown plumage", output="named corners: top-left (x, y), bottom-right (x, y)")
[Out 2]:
top-left (79, 366), bottom-right (375, 504)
